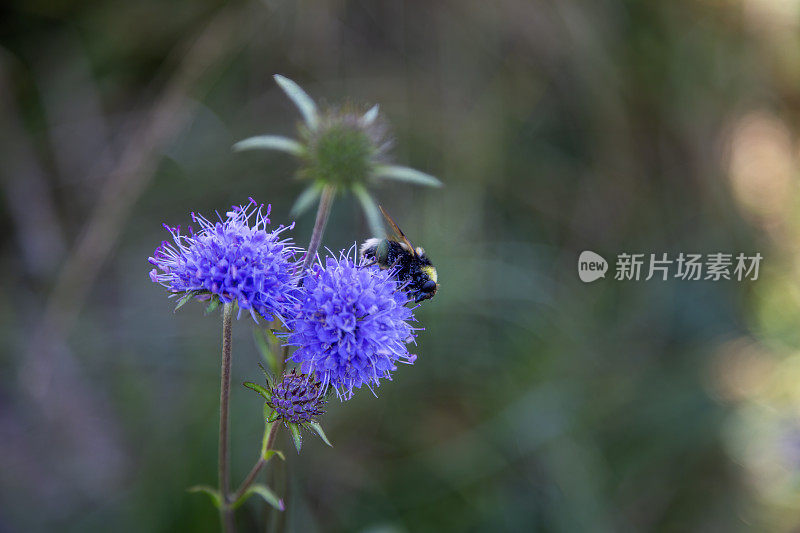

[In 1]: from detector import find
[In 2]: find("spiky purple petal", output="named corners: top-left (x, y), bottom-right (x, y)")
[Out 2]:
top-left (148, 199), bottom-right (301, 323)
top-left (287, 249), bottom-right (417, 399)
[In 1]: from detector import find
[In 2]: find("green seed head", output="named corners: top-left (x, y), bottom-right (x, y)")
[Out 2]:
top-left (299, 108), bottom-right (389, 187)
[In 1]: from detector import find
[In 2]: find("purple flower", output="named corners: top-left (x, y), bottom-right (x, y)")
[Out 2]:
top-left (287, 250), bottom-right (417, 399)
top-left (148, 198), bottom-right (301, 322)
top-left (268, 370), bottom-right (326, 425)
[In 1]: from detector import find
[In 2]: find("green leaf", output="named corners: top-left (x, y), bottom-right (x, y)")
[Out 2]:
top-left (256, 362), bottom-right (274, 385)
top-left (373, 165), bottom-right (443, 188)
top-left (174, 291), bottom-right (197, 312)
top-left (274, 74), bottom-right (319, 130)
top-left (352, 184), bottom-right (384, 238)
top-left (362, 104), bottom-right (379, 125)
top-left (263, 449), bottom-right (285, 462)
top-left (290, 183), bottom-right (324, 217)
top-left (205, 297), bottom-right (220, 315)
top-left (289, 424), bottom-right (303, 453)
top-left (232, 135), bottom-right (304, 156)
top-left (232, 483), bottom-right (284, 511)
top-left (244, 381), bottom-right (271, 400)
top-left (253, 329), bottom-right (280, 376)
top-left (263, 404), bottom-right (277, 425)
top-left (187, 485), bottom-right (222, 509)
top-left (306, 421), bottom-right (333, 447)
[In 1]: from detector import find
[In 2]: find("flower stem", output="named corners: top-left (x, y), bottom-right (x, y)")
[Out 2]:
top-left (301, 184), bottom-right (336, 273)
top-left (219, 302), bottom-right (235, 532)
top-left (232, 421), bottom-right (281, 503)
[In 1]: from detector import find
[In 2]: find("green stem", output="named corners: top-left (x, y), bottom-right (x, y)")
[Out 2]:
top-left (233, 179), bottom-right (333, 523)
top-left (219, 303), bottom-right (235, 532)
top-left (231, 421), bottom-right (281, 503)
top-left (301, 184), bottom-right (336, 273)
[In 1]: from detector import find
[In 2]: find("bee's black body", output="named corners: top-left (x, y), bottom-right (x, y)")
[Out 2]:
top-left (360, 239), bottom-right (438, 303)
top-left (360, 206), bottom-right (439, 303)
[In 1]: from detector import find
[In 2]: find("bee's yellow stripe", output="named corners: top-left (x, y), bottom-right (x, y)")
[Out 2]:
top-left (422, 266), bottom-right (438, 284)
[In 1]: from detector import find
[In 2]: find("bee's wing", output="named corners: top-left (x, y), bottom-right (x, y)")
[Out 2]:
top-left (379, 205), bottom-right (417, 257)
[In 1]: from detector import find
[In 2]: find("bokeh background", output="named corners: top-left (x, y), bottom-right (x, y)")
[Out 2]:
top-left (4, 0), bottom-right (800, 531)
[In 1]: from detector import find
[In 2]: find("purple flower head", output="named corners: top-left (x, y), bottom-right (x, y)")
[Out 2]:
top-left (268, 369), bottom-right (326, 425)
top-left (148, 198), bottom-right (301, 322)
top-left (287, 248), bottom-right (418, 399)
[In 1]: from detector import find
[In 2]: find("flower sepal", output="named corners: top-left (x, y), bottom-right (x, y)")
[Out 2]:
top-left (203, 295), bottom-right (221, 315)
top-left (305, 421), bottom-right (332, 447)
top-left (289, 423), bottom-right (303, 453)
top-left (172, 289), bottom-right (208, 312)
top-left (233, 135), bottom-right (305, 156)
top-left (172, 291), bottom-right (227, 316)
top-left (243, 380), bottom-right (272, 401)
top-left (281, 419), bottom-right (333, 455)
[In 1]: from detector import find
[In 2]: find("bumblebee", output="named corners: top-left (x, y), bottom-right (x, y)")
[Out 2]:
top-left (360, 206), bottom-right (438, 303)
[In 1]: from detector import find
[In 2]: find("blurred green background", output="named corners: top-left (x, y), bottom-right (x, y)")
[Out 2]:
top-left (4, 0), bottom-right (800, 531)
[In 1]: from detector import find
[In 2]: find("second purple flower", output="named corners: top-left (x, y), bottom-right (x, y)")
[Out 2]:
top-left (287, 250), bottom-right (418, 399)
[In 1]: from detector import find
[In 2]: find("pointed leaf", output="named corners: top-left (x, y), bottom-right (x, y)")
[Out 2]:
top-left (373, 165), bottom-right (443, 187)
top-left (205, 298), bottom-right (220, 315)
top-left (263, 449), bottom-right (286, 462)
top-left (306, 421), bottom-right (333, 447)
top-left (174, 291), bottom-right (197, 311)
top-left (290, 183), bottom-right (324, 217)
top-left (188, 485), bottom-right (222, 509)
top-left (253, 329), bottom-right (280, 375)
top-left (352, 184), bottom-right (384, 237)
top-left (232, 135), bottom-right (304, 156)
top-left (256, 362), bottom-right (274, 386)
top-left (289, 424), bottom-right (303, 453)
top-left (232, 483), bottom-right (284, 511)
top-left (274, 74), bottom-right (319, 130)
top-left (362, 104), bottom-right (379, 125)
top-left (244, 381), bottom-right (272, 400)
